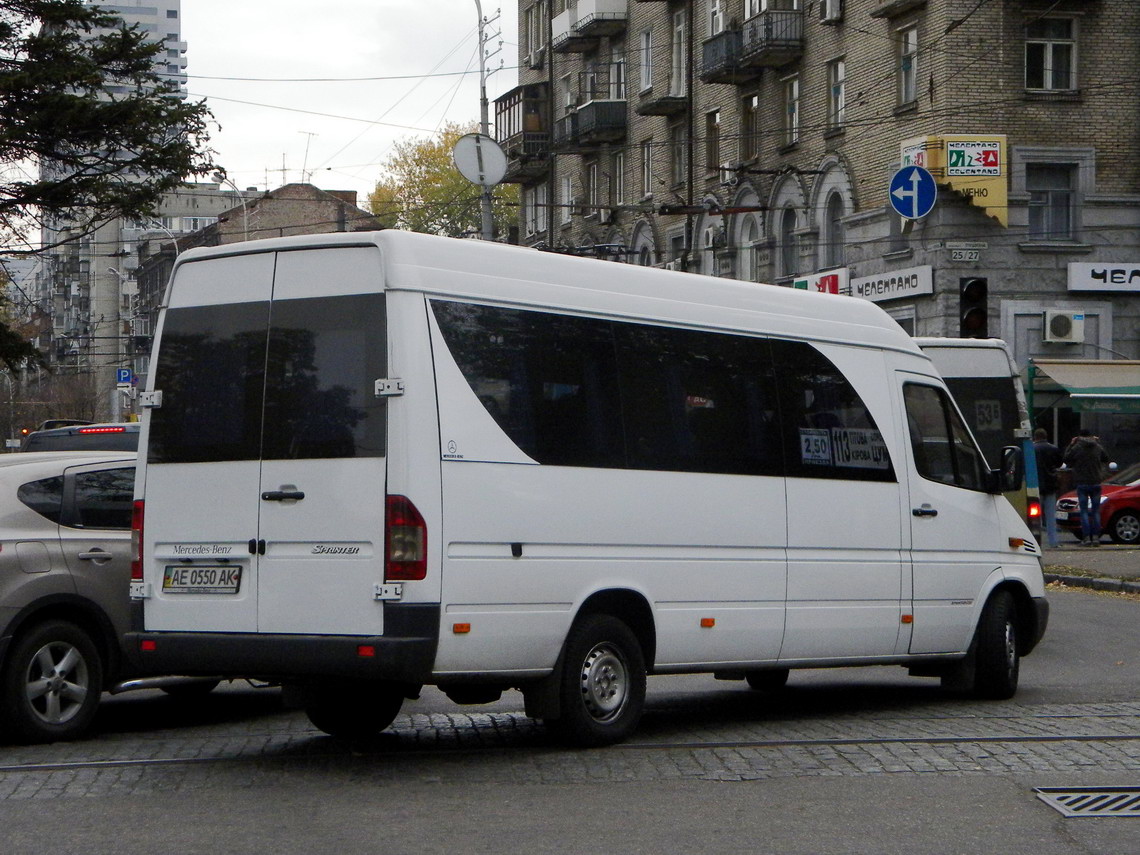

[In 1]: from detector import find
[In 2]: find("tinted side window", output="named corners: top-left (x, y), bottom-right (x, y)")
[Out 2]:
top-left (18, 477), bottom-right (63, 523)
top-left (774, 341), bottom-right (895, 482)
top-left (904, 383), bottom-right (986, 491)
top-left (614, 325), bottom-right (782, 476)
top-left (72, 468), bottom-right (135, 529)
top-left (148, 302), bottom-right (271, 463)
top-left (262, 294), bottom-right (386, 459)
top-left (432, 301), bottom-right (623, 467)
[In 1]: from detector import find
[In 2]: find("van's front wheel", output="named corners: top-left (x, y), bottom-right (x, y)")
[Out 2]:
top-left (548, 614), bottom-right (646, 748)
top-left (304, 682), bottom-right (404, 739)
top-left (973, 591), bottom-right (1020, 700)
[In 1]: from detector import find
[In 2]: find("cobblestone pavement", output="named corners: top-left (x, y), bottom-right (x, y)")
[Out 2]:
top-left (1, 690), bottom-right (1137, 799)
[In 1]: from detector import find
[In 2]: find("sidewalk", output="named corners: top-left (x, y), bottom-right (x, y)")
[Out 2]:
top-left (1041, 539), bottom-right (1140, 594)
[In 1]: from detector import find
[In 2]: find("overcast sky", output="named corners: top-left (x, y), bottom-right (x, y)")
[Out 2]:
top-left (181, 1), bottom-right (519, 204)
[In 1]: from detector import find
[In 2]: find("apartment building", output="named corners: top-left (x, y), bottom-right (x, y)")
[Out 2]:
top-left (496, 0), bottom-right (1140, 452)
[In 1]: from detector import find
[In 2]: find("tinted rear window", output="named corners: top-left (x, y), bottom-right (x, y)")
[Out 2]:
top-left (23, 430), bottom-right (138, 452)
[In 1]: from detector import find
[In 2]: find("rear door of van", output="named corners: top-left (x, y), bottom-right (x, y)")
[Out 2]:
top-left (143, 247), bottom-right (388, 636)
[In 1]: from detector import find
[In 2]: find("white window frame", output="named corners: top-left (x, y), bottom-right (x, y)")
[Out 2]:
top-left (560, 175), bottom-right (573, 225)
top-left (612, 151), bottom-right (625, 206)
top-left (641, 139), bottom-right (654, 198)
top-left (639, 29), bottom-right (653, 92)
top-left (709, 0), bottom-right (724, 36)
top-left (670, 11), bottom-right (687, 97)
top-left (782, 74), bottom-right (800, 146)
top-left (705, 110), bottom-right (721, 173)
top-left (827, 58), bottom-right (846, 129)
top-left (1026, 164), bottom-right (1075, 241)
top-left (1025, 17), bottom-right (1077, 92)
top-left (898, 25), bottom-right (917, 105)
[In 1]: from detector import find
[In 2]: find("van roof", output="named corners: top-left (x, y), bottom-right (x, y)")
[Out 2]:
top-left (172, 231), bottom-right (923, 355)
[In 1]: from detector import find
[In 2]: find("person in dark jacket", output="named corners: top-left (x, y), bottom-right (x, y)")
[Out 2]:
top-left (1063, 429), bottom-right (1110, 545)
top-left (1033, 428), bottom-right (1063, 548)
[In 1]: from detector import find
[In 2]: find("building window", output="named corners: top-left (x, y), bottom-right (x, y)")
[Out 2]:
top-left (560, 175), bottom-right (573, 225)
top-left (524, 1), bottom-right (549, 56)
top-left (641, 139), bottom-right (654, 197)
top-left (669, 121), bottom-right (686, 186)
top-left (827, 59), bottom-right (845, 130)
top-left (670, 11), bottom-right (687, 96)
top-left (705, 110), bottom-right (721, 173)
top-left (1025, 18), bottom-right (1076, 91)
top-left (524, 184), bottom-right (548, 236)
top-left (782, 75), bottom-right (799, 147)
top-left (1027, 164), bottom-right (1074, 240)
top-left (898, 25), bottom-right (917, 105)
top-left (823, 193), bottom-right (845, 268)
top-left (639, 29), bottom-right (653, 91)
top-left (612, 151), bottom-right (625, 206)
top-left (739, 215), bottom-right (761, 282)
top-left (709, 0), bottom-right (724, 36)
top-left (779, 207), bottom-right (797, 277)
top-left (741, 94), bottom-right (760, 161)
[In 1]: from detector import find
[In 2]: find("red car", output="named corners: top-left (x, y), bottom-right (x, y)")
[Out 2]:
top-left (1056, 463), bottom-right (1140, 545)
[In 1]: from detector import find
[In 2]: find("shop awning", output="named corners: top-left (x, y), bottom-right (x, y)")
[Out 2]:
top-left (1032, 359), bottom-right (1140, 414)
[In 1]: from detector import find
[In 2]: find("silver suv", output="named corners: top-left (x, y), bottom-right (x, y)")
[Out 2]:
top-left (0, 452), bottom-right (136, 743)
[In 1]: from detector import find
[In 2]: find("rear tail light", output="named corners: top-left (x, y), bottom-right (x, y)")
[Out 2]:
top-left (131, 500), bottom-right (144, 581)
top-left (385, 495), bottom-right (426, 581)
top-left (1027, 498), bottom-right (1042, 521)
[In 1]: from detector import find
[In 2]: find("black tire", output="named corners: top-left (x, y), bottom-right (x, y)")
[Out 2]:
top-left (973, 591), bottom-right (1020, 700)
top-left (304, 682), bottom-right (404, 739)
top-left (745, 668), bottom-right (790, 691)
top-left (1107, 510), bottom-right (1140, 545)
top-left (547, 614), bottom-right (646, 748)
top-left (0, 620), bottom-right (104, 744)
top-left (160, 679), bottom-right (222, 699)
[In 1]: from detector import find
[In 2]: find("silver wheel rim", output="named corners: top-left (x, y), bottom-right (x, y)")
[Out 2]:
top-left (24, 641), bottom-right (90, 726)
top-left (1003, 621), bottom-right (1017, 681)
top-left (1116, 515), bottom-right (1140, 543)
top-left (577, 642), bottom-right (628, 723)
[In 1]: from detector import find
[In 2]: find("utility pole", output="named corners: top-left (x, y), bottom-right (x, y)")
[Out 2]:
top-left (474, 2), bottom-right (502, 240)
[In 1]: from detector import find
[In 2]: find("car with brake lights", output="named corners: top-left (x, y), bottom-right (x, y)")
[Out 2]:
top-left (1056, 462), bottom-right (1140, 545)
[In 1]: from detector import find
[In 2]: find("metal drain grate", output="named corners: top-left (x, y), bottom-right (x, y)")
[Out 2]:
top-left (1035, 787), bottom-right (1140, 818)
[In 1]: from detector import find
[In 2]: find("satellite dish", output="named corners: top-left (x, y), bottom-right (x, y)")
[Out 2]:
top-left (453, 133), bottom-right (508, 188)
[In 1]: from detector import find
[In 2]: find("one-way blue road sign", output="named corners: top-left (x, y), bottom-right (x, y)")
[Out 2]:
top-left (889, 165), bottom-right (937, 220)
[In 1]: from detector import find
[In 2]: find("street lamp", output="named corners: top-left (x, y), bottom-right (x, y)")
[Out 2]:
top-left (212, 171), bottom-right (250, 241)
top-left (147, 221), bottom-right (179, 256)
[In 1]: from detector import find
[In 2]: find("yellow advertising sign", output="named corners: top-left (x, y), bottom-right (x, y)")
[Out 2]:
top-left (900, 134), bottom-right (1008, 227)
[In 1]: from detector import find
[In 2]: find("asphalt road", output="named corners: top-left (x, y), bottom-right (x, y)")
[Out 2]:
top-left (0, 587), bottom-right (1136, 855)
top-left (1043, 541), bottom-right (1140, 583)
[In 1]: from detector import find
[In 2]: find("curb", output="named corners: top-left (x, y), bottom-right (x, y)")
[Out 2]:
top-left (1044, 572), bottom-right (1140, 595)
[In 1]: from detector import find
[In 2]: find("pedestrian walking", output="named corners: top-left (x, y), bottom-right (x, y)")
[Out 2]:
top-left (1062, 429), bottom-right (1110, 546)
top-left (1033, 428), bottom-right (1063, 548)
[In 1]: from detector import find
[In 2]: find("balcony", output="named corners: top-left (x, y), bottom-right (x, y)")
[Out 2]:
top-left (553, 112), bottom-right (579, 149)
top-left (741, 9), bottom-right (804, 69)
top-left (577, 100), bottom-right (626, 144)
top-left (554, 65), bottom-right (628, 149)
top-left (700, 29), bottom-right (759, 85)
top-left (636, 91), bottom-right (687, 116)
top-left (552, 1), bottom-right (627, 52)
top-left (495, 83), bottom-right (551, 183)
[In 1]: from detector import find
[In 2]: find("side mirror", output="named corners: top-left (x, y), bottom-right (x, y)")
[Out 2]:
top-left (989, 445), bottom-right (1024, 494)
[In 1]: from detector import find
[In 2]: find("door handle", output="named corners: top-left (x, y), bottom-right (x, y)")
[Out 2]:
top-left (78, 549), bottom-right (113, 562)
top-left (261, 490), bottom-right (305, 502)
top-left (912, 506), bottom-right (939, 517)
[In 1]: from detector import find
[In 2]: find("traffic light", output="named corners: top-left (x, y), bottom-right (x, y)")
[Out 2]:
top-left (959, 276), bottom-right (988, 338)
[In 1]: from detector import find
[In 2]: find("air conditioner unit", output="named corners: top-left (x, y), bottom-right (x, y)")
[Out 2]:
top-left (1043, 310), bottom-right (1085, 343)
top-left (527, 47), bottom-right (546, 70)
top-left (719, 163), bottom-right (739, 186)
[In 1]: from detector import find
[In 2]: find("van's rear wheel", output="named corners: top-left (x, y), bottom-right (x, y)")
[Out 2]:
top-left (973, 591), bottom-right (1020, 700)
top-left (0, 620), bottom-right (104, 744)
top-left (304, 682), bottom-right (404, 739)
top-left (547, 614), bottom-right (646, 748)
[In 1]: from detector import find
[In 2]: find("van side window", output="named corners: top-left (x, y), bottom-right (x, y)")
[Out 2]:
top-left (262, 295), bottom-right (387, 459)
top-left (72, 468), bottom-right (135, 529)
top-left (904, 383), bottom-right (986, 490)
top-left (18, 476), bottom-right (63, 524)
top-left (614, 325), bottom-right (782, 476)
top-left (773, 341), bottom-right (895, 482)
top-left (432, 301), bottom-right (623, 468)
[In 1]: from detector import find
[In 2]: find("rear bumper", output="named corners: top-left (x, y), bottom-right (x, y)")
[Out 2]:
top-left (124, 603), bottom-right (440, 683)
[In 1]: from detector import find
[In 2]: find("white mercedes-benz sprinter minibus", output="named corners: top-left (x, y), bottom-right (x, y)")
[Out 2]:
top-left (128, 231), bottom-right (1048, 746)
